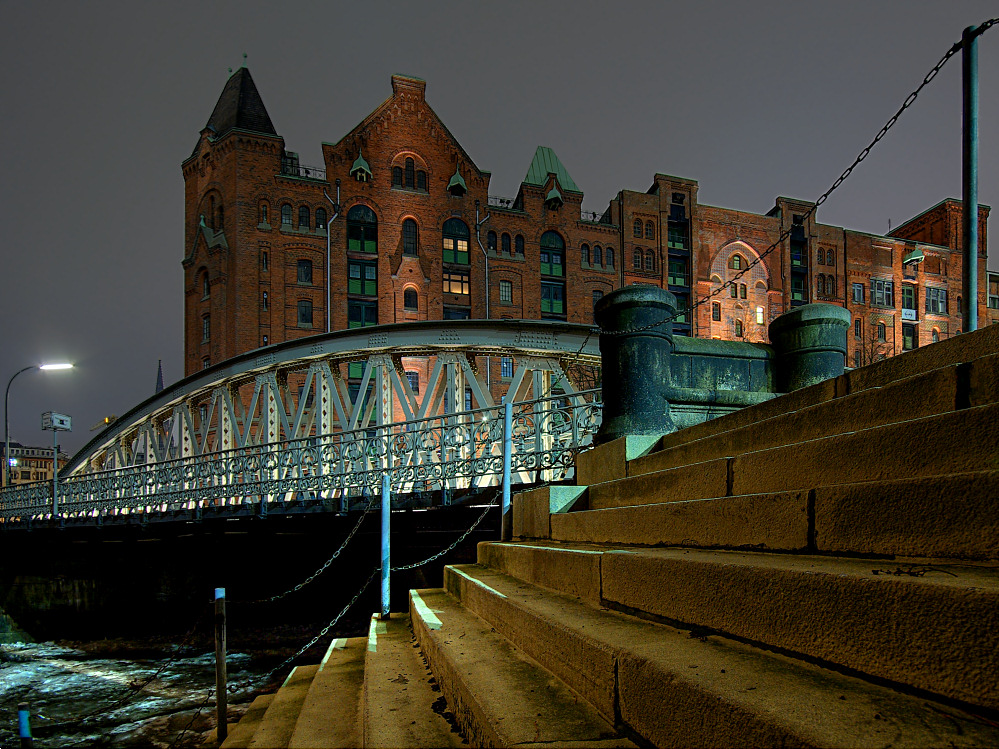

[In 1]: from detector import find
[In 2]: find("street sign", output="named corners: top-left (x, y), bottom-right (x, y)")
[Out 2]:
top-left (41, 412), bottom-right (72, 431)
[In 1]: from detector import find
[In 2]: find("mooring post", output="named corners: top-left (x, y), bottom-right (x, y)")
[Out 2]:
top-left (17, 701), bottom-right (32, 748)
top-left (381, 473), bottom-right (391, 617)
top-left (501, 399), bottom-right (513, 540)
top-left (214, 587), bottom-right (228, 743)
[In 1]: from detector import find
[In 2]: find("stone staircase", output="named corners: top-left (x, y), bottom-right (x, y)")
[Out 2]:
top-left (221, 324), bottom-right (998, 748)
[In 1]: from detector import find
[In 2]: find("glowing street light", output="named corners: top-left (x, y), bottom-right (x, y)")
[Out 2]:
top-left (4, 363), bottom-right (74, 487)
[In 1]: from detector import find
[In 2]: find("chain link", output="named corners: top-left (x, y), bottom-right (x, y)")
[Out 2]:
top-left (391, 493), bottom-right (499, 571)
top-left (597, 27), bottom-right (989, 341)
top-left (232, 495), bottom-right (378, 606)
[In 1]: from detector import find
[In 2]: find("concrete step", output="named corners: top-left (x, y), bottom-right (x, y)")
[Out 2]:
top-left (288, 636), bottom-right (366, 749)
top-left (248, 664), bottom-right (320, 748)
top-left (644, 354), bottom-right (998, 473)
top-left (361, 613), bottom-right (464, 748)
top-left (220, 693), bottom-right (274, 749)
top-left (588, 402), bottom-right (999, 509)
top-left (409, 587), bottom-right (635, 748)
top-left (545, 471), bottom-right (999, 560)
top-left (444, 563), bottom-right (999, 748)
top-left (477, 541), bottom-right (999, 710)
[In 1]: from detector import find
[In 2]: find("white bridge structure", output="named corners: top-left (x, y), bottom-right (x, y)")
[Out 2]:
top-left (0, 321), bottom-right (602, 525)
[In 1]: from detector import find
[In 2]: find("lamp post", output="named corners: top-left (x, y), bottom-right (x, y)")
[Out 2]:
top-left (4, 363), bottom-right (73, 488)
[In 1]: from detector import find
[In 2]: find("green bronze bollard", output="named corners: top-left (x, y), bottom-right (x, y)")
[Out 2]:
top-left (595, 285), bottom-right (677, 444)
top-left (768, 303), bottom-right (850, 392)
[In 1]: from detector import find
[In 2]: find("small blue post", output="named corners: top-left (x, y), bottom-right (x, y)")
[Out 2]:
top-left (380, 473), bottom-right (390, 617)
top-left (501, 399), bottom-right (513, 540)
top-left (18, 701), bottom-right (32, 748)
top-left (214, 587), bottom-right (228, 743)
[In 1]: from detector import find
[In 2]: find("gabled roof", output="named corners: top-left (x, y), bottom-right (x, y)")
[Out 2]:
top-left (523, 146), bottom-right (580, 193)
top-left (205, 68), bottom-right (277, 137)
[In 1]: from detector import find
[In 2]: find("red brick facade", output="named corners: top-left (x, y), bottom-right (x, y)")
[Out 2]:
top-left (182, 70), bottom-right (991, 377)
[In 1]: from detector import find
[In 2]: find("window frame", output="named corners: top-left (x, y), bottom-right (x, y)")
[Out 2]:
top-left (297, 259), bottom-right (314, 285)
top-left (297, 299), bottom-right (313, 328)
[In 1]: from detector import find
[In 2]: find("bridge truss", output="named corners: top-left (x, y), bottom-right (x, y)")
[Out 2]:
top-left (0, 321), bottom-right (602, 524)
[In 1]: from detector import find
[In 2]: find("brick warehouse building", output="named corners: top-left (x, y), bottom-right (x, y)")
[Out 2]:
top-left (182, 68), bottom-right (991, 381)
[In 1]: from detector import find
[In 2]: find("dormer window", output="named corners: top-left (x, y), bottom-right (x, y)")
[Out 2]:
top-left (350, 149), bottom-right (372, 182)
top-left (545, 186), bottom-right (563, 211)
top-left (447, 166), bottom-right (467, 197)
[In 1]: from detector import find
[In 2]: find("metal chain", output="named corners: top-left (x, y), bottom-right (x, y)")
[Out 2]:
top-left (598, 27), bottom-right (990, 341)
top-left (166, 685), bottom-right (217, 749)
top-left (391, 494), bottom-right (499, 571)
top-left (232, 496), bottom-right (378, 606)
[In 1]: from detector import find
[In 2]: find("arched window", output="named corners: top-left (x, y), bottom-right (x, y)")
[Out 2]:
top-left (817, 276), bottom-right (825, 295)
top-left (605, 248), bottom-right (614, 268)
top-left (540, 231), bottom-right (565, 277)
top-left (210, 196), bottom-right (216, 229)
top-left (712, 303), bottom-right (721, 321)
top-left (262, 291), bottom-right (268, 310)
top-left (487, 231), bottom-right (497, 253)
top-left (315, 207), bottom-right (328, 231)
top-left (633, 249), bottom-right (642, 269)
top-left (817, 249), bottom-right (825, 265)
top-left (644, 250), bottom-right (655, 271)
top-left (299, 205), bottom-right (310, 229)
top-left (730, 283), bottom-right (738, 298)
top-left (281, 203), bottom-right (292, 226)
top-left (515, 234), bottom-right (525, 255)
top-left (501, 233), bottom-right (511, 255)
top-left (392, 167), bottom-right (403, 187)
top-left (828, 276), bottom-right (836, 296)
top-left (259, 202), bottom-right (268, 225)
top-left (581, 243), bottom-right (590, 265)
top-left (877, 322), bottom-right (887, 341)
top-left (416, 170), bottom-right (427, 191)
top-left (218, 204), bottom-right (224, 230)
top-left (297, 259), bottom-right (313, 284)
top-left (402, 218), bottom-right (418, 256)
top-left (405, 158), bottom-right (415, 189)
top-left (756, 306), bottom-right (765, 325)
top-left (297, 299), bottom-right (313, 327)
top-left (827, 249), bottom-right (835, 265)
top-left (633, 219), bottom-right (643, 238)
top-left (201, 271), bottom-right (210, 299)
top-left (740, 284), bottom-right (747, 299)
top-left (593, 245), bottom-right (602, 266)
top-left (735, 319), bottom-right (743, 337)
top-left (932, 328), bottom-right (940, 343)
top-left (347, 205), bottom-right (378, 253)
top-left (403, 287), bottom-right (418, 310)
top-left (645, 221), bottom-right (655, 240)
top-left (442, 218), bottom-right (470, 264)
top-left (730, 254), bottom-right (743, 270)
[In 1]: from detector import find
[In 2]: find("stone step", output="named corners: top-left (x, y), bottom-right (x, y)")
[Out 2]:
top-left (288, 636), bottom-right (367, 749)
top-left (409, 587), bottom-right (636, 748)
top-left (220, 693), bottom-right (274, 749)
top-left (546, 471), bottom-right (999, 560)
top-left (443, 563), bottom-right (999, 748)
top-left (477, 541), bottom-right (999, 710)
top-left (587, 402), bottom-right (999, 509)
top-left (247, 664), bottom-right (320, 748)
top-left (361, 613), bottom-right (464, 748)
top-left (645, 354), bottom-right (998, 473)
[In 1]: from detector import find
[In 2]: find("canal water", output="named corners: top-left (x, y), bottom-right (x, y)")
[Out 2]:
top-left (0, 640), bottom-right (271, 748)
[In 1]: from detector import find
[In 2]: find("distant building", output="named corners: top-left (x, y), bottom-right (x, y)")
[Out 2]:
top-left (1, 441), bottom-right (69, 488)
top-left (988, 270), bottom-right (999, 326)
top-left (182, 69), bottom-right (991, 380)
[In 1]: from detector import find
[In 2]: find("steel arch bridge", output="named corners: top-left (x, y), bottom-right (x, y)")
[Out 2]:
top-left (0, 320), bottom-right (602, 525)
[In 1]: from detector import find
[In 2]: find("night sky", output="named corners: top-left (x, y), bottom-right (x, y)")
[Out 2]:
top-left (1, 1), bottom-right (996, 455)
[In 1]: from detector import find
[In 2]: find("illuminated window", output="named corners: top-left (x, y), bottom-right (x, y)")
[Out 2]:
top-left (442, 218), bottom-right (470, 264)
top-left (756, 306), bottom-right (764, 325)
top-left (443, 269), bottom-right (470, 295)
top-left (730, 254), bottom-right (743, 270)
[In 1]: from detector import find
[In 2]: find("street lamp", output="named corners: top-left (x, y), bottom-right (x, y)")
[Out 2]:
top-left (4, 363), bottom-right (73, 487)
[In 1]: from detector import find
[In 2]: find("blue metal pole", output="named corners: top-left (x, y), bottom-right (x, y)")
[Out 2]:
top-left (962, 24), bottom-right (980, 333)
top-left (381, 472), bottom-right (390, 617)
top-left (501, 399), bottom-right (513, 540)
top-left (18, 701), bottom-right (32, 748)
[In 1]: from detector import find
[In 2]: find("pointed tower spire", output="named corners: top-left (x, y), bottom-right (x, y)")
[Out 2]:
top-left (155, 360), bottom-right (164, 394)
top-left (205, 68), bottom-right (277, 137)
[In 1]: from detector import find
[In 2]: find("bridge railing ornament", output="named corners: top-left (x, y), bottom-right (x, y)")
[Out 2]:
top-left (0, 390), bottom-right (601, 522)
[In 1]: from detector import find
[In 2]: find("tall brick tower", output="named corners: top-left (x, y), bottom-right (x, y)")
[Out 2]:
top-left (181, 67), bottom-right (283, 374)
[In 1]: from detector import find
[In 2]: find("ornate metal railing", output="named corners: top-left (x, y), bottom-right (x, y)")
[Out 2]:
top-left (279, 162), bottom-right (327, 181)
top-left (0, 392), bottom-right (601, 522)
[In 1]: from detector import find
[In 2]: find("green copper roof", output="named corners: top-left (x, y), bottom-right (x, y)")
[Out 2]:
top-left (350, 149), bottom-right (372, 176)
top-left (902, 247), bottom-right (925, 265)
top-left (523, 146), bottom-right (579, 192)
top-left (545, 185), bottom-right (564, 204)
top-left (447, 166), bottom-right (467, 192)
